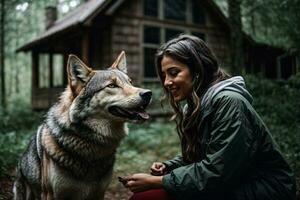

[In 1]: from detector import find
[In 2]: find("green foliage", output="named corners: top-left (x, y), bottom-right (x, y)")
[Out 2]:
top-left (0, 96), bottom-right (44, 178)
top-left (115, 120), bottom-right (180, 174)
top-left (0, 131), bottom-right (32, 178)
top-left (0, 95), bottom-right (44, 133)
top-left (242, 0), bottom-right (300, 50)
top-left (214, 0), bottom-right (300, 51)
top-left (287, 73), bottom-right (300, 89)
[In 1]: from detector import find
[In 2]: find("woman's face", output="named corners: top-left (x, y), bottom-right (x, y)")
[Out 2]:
top-left (161, 56), bottom-right (193, 102)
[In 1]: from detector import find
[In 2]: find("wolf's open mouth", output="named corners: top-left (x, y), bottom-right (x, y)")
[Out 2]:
top-left (108, 105), bottom-right (149, 120)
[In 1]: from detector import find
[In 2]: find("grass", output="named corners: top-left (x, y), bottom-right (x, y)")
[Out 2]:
top-left (115, 119), bottom-right (180, 174)
top-left (110, 119), bottom-right (180, 188)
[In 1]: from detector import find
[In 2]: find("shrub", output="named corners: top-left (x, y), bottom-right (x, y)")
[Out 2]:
top-left (115, 120), bottom-right (180, 173)
top-left (0, 131), bottom-right (32, 178)
top-left (0, 95), bottom-right (44, 133)
top-left (0, 95), bottom-right (44, 178)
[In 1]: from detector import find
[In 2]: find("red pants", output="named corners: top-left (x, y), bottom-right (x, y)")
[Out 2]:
top-left (129, 189), bottom-right (176, 200)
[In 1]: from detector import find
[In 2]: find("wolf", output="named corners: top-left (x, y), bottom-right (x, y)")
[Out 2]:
top-left (13, 51), bottom-right (152, 200)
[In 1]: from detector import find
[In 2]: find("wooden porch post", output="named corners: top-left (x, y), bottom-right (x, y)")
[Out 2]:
top-left (49, 53), bottom-right (53, 88)
top-left (81, 29), bottom-right (90, 65)
top-left (31, 51), bottom-right (39, 108)
top-left (32, 51), bottom-right (39, 90)
top-left (63, 54), bottom-right (68, 85)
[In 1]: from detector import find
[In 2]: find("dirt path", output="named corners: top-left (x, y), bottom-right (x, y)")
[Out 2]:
top-left (1, 177), bottom-right (300, 199)
top-left (0, 178), bottom-right (132, 200)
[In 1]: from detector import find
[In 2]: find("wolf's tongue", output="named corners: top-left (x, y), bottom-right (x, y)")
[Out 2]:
top-left (137, 111), bottom-right (149, 119)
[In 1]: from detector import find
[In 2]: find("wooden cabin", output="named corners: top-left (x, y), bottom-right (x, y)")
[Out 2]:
top-left (17, 0), bottom-right (289, 110)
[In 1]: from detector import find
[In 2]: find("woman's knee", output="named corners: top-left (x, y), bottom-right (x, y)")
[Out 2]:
top-left (129, 189), bottom-right (175, 200)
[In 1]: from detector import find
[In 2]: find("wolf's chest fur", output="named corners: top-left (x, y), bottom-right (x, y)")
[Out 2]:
top-left (37, 116), bottom-right (127, 199)
top-left (40, 117), bottom-right (126, 181)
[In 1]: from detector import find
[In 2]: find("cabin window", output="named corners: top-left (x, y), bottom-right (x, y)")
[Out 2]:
top-left (192, 32), bottom-right (206, 41)
top-left (53, 54), bottom-right (64, 87)
top-left (192, 1), bottom-right (206, 25)
top-left (144, 26), bottom-right (160, 44)
top-left (38, 54), bottom-right (64, 88)
top-left (144, 0), bottom-right (158, 17)
top-left (142, 27), bottom-right (206, 80)
top-left (38, 54), bottom-right (50, 88)
top-left (143, 26), bottom-right (160, 79)
top-left (143, 0), bottom-right (205, 25)
top-left (164, 0), bottom-right (186, 21)
top-left (144, 48), bottom-right (158, 78)
top-left (165, 28), bottom-right (184, 42)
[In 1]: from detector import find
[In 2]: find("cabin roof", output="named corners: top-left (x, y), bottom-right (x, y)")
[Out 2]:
top-left (17, 0), bottom-right (112, 51)
top-left (16, 0), bottom-right (273, 52)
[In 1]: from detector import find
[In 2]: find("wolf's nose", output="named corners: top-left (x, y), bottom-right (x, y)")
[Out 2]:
top-left (140, 90), bottom-right (152, 102)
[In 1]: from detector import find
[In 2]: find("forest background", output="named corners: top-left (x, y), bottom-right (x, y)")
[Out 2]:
top-left (0, 0), bottom-right (299, 199)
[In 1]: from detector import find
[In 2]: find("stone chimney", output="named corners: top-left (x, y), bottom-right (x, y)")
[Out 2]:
top-left (45, 6), bottom-right (57, 30)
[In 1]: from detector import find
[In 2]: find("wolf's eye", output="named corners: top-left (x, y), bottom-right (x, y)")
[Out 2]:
top-left (107, 83), bottom-right (118, 88)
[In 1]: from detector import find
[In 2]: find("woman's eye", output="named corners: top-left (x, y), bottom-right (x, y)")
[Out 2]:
top-left (169, 70), bottom-right (179, 76)
top-left (107, 83), bottom-right (118, 88)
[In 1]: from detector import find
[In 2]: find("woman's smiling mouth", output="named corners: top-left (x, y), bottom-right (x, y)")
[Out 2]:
top-left (169, 87), bottom-right (179, 96)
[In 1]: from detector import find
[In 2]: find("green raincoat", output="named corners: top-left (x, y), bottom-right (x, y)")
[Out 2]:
top-left (162, 76), bottom-right (296, 200)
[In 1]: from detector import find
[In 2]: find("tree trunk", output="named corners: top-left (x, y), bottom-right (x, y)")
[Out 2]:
top-left (228, 0), bottom-right (244, 75)
top-left (0, 0), bottom-right (6, 109)
top-left (15, 19), bottom-right (19, 94)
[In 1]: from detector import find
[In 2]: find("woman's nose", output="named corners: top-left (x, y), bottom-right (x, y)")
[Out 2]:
top-left (164, 77), bottom-right (173, 87)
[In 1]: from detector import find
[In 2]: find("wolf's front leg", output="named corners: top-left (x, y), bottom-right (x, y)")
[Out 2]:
top-left (41, 191), bottom-right (54, 200)
top-left (40, 152), bottom-right (55, 200)
top-left (13, 174), bottom-right (26, 200)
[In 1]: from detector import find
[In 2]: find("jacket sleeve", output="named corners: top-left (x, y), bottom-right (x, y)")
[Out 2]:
top-left (163, 155), bottom-right (186, 172)
top-left (162, 93), bottom-right (257, 198)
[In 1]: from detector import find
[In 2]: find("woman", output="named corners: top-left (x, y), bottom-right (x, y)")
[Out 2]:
top-left (121, 34), bottom-right (296, 200)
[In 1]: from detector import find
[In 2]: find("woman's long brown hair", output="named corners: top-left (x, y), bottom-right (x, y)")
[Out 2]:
top-left (155, 34), bottom-right (230, 163)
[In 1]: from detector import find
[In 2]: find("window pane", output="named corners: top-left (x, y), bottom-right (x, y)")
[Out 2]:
top-left (192, 32), bottom-right (205, 41)
top-left (144, 47), bottom-right (157, 78)
top-left (164, 0), bottom-right (186, 21)
top-left (144, 0), bottom-right (158, 17)
top-left (165, 29), bottom-right (184, 42)
top-left (53, 54), bottom-right (64, 87)
top-left (144, 26), bottom-right (160, 44)
top-left (192, 1), bottom-right (205, 24)
top-left (39, 54), bottom-right (49, 88)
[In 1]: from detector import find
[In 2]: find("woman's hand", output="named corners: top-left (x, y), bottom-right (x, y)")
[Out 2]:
top-left (150, 162), bottom-right (167, 176)
top-left (123, 173), bottom-right (163, 193)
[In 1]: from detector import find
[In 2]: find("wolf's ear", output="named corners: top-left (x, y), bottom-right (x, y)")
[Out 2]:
top-left (110, 51), bottom-right (127, 74)
top-left (67, 55), bottom-right (93, 93)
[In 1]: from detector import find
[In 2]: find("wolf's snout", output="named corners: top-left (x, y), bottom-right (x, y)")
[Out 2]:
top-left (139, 90), bottom-right (152, 103)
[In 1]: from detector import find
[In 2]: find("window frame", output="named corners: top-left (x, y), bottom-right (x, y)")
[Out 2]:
top-left (142, 0), bottom-right (206, 25)
top-left (38, 53), bottom-right (64, 88)
top-left (141, 0), bottom-right (207, 82)
top-left (142, 24), bottom-right (187, 81)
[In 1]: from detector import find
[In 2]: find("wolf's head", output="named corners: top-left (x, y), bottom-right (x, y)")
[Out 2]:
top-left (67, 51), bottom-right (152, 124)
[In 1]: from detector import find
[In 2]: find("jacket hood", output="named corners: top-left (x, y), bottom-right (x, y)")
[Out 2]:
top-left (201, 76), bottom-right (253, 111)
